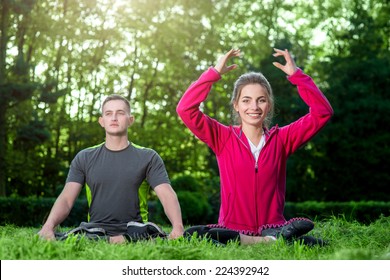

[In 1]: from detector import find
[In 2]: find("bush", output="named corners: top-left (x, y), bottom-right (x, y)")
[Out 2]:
top-left (177, 191), bottom-right (211, 225)
top-left (1, 197), bottom-right (388, 227)
top-left (152, 191), bottom-right (211, 225)
top-left (0, 197), bottom-right (88, 227)
top-left (171, 174), bottom-right (203, 192)
top-left (284, 201), bottom-right (390, 224)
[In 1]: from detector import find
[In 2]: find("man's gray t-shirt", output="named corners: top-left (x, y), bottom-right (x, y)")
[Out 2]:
top-left (66, 143), bottom-right (170, 227)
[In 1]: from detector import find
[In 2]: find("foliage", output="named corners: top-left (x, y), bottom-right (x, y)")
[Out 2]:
top-left (0, 0), bottom-right (388, 202)
top-left (0, 197), bottom-right (88, 227)
top-left (170, 174), bottom-right (204, 192)
top-left (284, 201), bottom-right (390, 224)
top-left (155, 191), bottom-right (211, 225)
top-left (1, 196), bottom-right (388, 228)
top-left (0, 215), bottom-right (389, 260)
top-left (300, 0), bottom-right (390, 201)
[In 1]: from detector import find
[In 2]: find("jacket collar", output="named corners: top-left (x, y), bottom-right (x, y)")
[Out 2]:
top-left (232, 125), bottom-right (276, 139)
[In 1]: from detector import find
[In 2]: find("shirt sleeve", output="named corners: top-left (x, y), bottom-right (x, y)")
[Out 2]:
top-left (145, 151), bottom-right (171, 189)
top-left (279, 68), bottom-right (334, 155)
top-left (66, 151), bottom-right (86, 185)
top-left (176, 67), bottom-right (231, 155)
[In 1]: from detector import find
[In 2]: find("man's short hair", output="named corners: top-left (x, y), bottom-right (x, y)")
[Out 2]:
top-left (101, 94), bottom-right (131, 115)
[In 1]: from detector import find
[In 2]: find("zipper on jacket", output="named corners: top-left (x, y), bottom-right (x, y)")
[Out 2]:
top-left (233, 128), bottom-right (262, 173)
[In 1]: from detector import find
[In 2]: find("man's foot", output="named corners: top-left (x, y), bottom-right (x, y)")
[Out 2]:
top-left (109, 235), bottom-right (127, 244)
top-left (261, 219), bottom-right (314, 240)
top-left (55, 226), bottom-right (107, 241)
top-left (125, 221), bottom-right (167, 242)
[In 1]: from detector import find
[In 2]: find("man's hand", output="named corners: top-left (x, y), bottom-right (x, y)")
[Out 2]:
top-left (168, 225), bottom-right (184, 240)
top-left (38, 226), bottom-right (56, 241)
top-left (214, 49), bottom-right (241, 75)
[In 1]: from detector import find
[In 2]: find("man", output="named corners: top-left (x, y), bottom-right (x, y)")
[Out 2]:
top-left (38, 94), bottom-right (184, 243)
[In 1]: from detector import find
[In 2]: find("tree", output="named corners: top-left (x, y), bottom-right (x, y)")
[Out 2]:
top-left (0, 0), bottom-right (41, 196)
top-left (1, 0), bottom-right (388, 202)
top-left (290, 0), bottom-right (390, 201)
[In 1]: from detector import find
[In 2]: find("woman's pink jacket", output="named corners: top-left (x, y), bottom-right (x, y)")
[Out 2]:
top-left (176, 67), bottom-right (333, 235)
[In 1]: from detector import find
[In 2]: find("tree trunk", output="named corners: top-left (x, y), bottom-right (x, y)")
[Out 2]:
top-left (140, 59), bottom-right (159, 128)
top-left (0, 0), bottom-right (10, 196)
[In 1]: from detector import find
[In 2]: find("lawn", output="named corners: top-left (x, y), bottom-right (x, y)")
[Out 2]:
top-left (0, 215), bottom-right (389, 260)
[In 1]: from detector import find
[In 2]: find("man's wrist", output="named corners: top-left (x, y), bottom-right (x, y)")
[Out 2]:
top-left (172, 223), bottom-right (184, 231)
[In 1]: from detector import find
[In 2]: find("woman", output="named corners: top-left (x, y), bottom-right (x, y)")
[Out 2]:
top-left (176, 48), bottom-right (333, 245)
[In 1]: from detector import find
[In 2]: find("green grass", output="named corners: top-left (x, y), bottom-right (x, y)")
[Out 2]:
top-left (1, 215), bottom-right (389, 260)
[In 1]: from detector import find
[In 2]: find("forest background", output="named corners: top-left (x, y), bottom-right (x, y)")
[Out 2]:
top-left (0, 0), bottom-right (389, 226)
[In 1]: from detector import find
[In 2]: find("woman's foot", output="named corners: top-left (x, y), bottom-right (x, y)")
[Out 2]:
top-left (261, 219), bottom-right (314, 240)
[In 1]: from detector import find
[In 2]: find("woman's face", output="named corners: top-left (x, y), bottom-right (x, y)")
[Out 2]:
top-left (233, 83), bottom-right (270, 128)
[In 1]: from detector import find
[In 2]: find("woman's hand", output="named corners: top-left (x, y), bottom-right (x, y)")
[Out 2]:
top-left (214, 49), bottom-right (241, 75)
top-left (272, 48), bottom-right (298, 76)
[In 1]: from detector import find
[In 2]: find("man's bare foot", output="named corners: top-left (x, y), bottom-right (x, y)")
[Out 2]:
top-left (109, 235), bottom-right (126, 244)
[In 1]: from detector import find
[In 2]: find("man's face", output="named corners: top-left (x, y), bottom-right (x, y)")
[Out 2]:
top-left (98, 99), bottom-right (134, 136)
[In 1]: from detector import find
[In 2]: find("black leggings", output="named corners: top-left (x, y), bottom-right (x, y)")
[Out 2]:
top-left (184, 225), bottom-right (240, 245)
